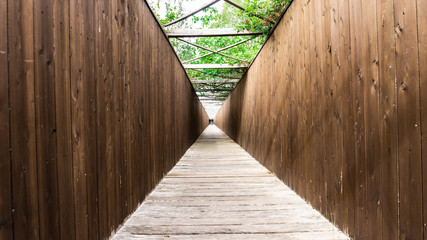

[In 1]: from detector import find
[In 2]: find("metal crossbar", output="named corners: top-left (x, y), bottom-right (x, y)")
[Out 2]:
top-left (177, 37), bottom-right (254, 64)
top-left (164, 0), bottom-right (274, 27)
top-left (167, 28), bottom-right (263, 38)
top-left (184, 64), bottom-right (247, 69)
top-left (191, 79), bottom-right (240, 84)
top-left (164, 0), bottom-right (221, 27)
top-left (189, 69), bottom-right (240, 80)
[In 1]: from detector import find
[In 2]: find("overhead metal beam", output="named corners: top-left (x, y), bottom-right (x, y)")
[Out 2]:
top-left (224, 0), bottom-right (275, 24)
top-left (195, 88), bottom-right (234, 92)
top-left (183, 51), bottom-right (247, 64)
top-left (178, 37), bottom-right (254, 64)
top-left (184, 64), bottom-right (247, 69)
top-left (191, 79), bottom-right (239, 84)
top-left (167, 28), bottom-right (263, 38)
top-left (164, 0), bottom-right (221, 27)
top-left (177, 37), bottom-right (254, 54)
top-left (164, 0), bottom-right (274, 29)
top-left (223, 0), bottom-right (245, 10)
top-left (189, 69), bottom-right (241, 80)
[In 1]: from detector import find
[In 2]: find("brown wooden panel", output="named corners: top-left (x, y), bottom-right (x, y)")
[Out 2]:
top-left (8, 0), bottom-right (40, 239)
top-left (5, 0), bottom-right (208, 239)
top-left (54, 0), bottom-right (76, 239)
top-left (118, 0), bottom-right (128, 221)
top-left (394, 0), bottom-right (423, 239)
top-left (339, 0), bottom-right (356, 235)
top-left (417, 0), bottom-right (427, 238)
top-left (360, 0), bottom-right (381, 239)
top-left (105, 0), bottom-right (117, 233)
top-left (329, 0), bottom-right (343, 229)
top-left (0, 0), bottom-right (12, 238)
top-left (136, 0), bottom-right (146, 203)
top-left (125, 0), bottom-right (135, 213)
top-left (34, 0), bottom-right (60, 238)
top-left (142, 0), bottom-right (153, 199)
top-left (112, 0), bottom-right (124, 228)
top-left (70, 0), bottom-right (89, 238)
top-left (83, 0), bottom-right (99, 238)
top-left (377, 0), bottom-right (398, 239)
top-left (215, 0), bottom-right (426, 239)
top-left (95, 0), bottom-right (110, 238)
top-left (348, 1), bottom-right (368, 238)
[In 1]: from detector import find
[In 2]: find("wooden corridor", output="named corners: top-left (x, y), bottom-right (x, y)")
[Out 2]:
top-left (111, 126), bottom-right (349, 239)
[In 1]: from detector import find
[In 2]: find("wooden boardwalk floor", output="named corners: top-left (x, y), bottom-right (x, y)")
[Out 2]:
top-left (111, 126), bottom-right (349, 240)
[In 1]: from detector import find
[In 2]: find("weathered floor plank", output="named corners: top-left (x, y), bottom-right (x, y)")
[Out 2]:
top-left (111, 126), bottom-right (349, 240)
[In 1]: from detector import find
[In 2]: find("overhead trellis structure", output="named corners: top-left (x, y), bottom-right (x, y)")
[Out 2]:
top-left (177, 37), bottom-right (252, 64)
top-left (150, 0), bottom-right (293, 117)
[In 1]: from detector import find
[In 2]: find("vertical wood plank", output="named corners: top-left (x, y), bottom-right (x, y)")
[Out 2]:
top-left (394, 0), bottom-right (423, 239)
top-left (105, 0), bottom-right (116, 233)
top-left (81, 0), bottom-right (100, 238)
top-left (125, 0), bottom-right (135, 213)
top-left (337, 0), bottom-right (355, 236)
top-left (142, 1), bottom-right (153, 197)
top-left (359, 0), bottom-right (382, 239)
top-left (111, 0), bottom-right (123, 228)
top-left (95, 0), bottom-right (111, 237)
top-left (137, 0), bottom-right (146, 202)
top-left (417, 0), bottom-right (427, 238)
top-left (330, 0), bottom-right (343, 228)
top-left (321, 0), bottom-right (334, 220)
top-left (0, 0), bottom-right (13, 238)
top-left (34, 0), bottom-right (60, 238)
top-left (314, 0), bottom-right (326, 213)
top-left (377, 0), bottom-right (399, 239)
top-left (54, 0), bottom-right (76, 238)
top-left (70, 0), bottom-right (89, 238)
top-left (306, 0), bottom-right (316, 208)
top-left (118, 0), bottom-right (128, 219)
top-left (348, 0), bottom-right (368, 238)
top-left (8, 0), bottom-right (40, 239)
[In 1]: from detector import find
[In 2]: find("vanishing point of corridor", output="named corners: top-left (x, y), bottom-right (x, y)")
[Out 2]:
top-left (111, 126), bottom-right (349, 239)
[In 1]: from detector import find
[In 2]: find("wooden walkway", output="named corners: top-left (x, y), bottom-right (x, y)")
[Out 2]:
top-left (111, 126), bottom-right (349, 240)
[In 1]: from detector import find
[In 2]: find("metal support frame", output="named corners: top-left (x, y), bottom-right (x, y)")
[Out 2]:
top-left (195, 88), bottom-right (234, 92)
top-left (184, 64), bottom-right (247, 69)
top-left (178, 37), bottom-right (254, 64)
top-left (167, 28), bottom-right (262, 38)
top-left (164, 0), bottom-right (275, 27)
top-left (189, 69), bottom-right (242, 80)
top-left (164, 0), bottom-right (221, 27)
top-left (191, 79), bottom-right (240, 84)
top-left (159, 0), bottom-right (292, 101)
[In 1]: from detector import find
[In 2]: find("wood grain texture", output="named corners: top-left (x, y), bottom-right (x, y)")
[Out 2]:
top-left (111, 126), bottom-right (349, 240)
top-left (54, 0), bottom-right (76, 238)
top-left (3, 0), bottom-right (208, 239)
top-left (394, 0), bottom-right (423, 239)
top-left (34, 0), bottom-right (60, 238)
top-left (70, 0), bottom-right (90, 238)
top-left (360, 0), bottom-right (381, 239)
top-left (8, 0), bottom-right (40, 239)
top-left (419, 0), bottom-right (427, 238)
top-left (0, 0), bottom-right (12, 238)
top-left (377, 0), bottom-right (398, 238)
top-left (95, 0), bottom-right (110, 237)
top-left (215, 0), bottom-right (427, 239)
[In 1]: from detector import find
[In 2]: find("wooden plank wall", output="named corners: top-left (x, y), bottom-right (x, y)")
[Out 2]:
top-left (215, 0), bottom-right (427, 239)
top-left (0, 0), bottom-right (209, 239)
